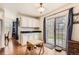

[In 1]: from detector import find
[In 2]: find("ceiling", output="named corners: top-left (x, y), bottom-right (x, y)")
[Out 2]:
top-left (0, 3), bottom-right (67, 17)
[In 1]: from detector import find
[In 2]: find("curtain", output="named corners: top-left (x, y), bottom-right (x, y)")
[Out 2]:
top-left (43, 17), bottom-right (46, 43)
top-left (67, 8), bottom-right (73, 41)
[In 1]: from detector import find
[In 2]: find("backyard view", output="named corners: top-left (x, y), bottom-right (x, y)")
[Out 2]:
top-left (46, 16), bottom-right (67, 49)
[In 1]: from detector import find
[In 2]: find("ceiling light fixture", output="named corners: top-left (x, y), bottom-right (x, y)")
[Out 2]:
top-left (38, 3), bottom-right (45, 13)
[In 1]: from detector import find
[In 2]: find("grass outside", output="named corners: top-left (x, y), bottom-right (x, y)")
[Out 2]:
top-left (48, 33), bottom-right (65, 40)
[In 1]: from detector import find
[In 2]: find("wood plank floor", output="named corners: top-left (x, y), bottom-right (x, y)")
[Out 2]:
top-left (0, 39), bottom-right (66, 55)
top-left (0, 39), bottom-right (27, 55)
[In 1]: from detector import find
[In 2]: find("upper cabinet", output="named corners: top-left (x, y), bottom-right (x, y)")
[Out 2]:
top-left (20, 16), bottom-right (40, 27)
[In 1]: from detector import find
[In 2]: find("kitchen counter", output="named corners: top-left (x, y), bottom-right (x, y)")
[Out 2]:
top-left (20, 31), bottom-right (42, 33)
top-left (19, 31), bottom-right (41, 45)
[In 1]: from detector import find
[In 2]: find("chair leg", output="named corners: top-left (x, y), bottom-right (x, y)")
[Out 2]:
top-left (25, 47), bottom-right (29, 55)
top-left (41, 46), bottom-right (44, 54)
top-left (39, 44), bottom-right (44, 55)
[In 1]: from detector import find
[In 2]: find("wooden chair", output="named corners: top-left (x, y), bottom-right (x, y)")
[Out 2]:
top-left (26, 40), bottom-right (44, 55)
top-left (36, 42), bottom-right (44, 55)
top-left (26, 42), bottom-right (37, 55)
top-left (4, 32), bottom-right (10, 46)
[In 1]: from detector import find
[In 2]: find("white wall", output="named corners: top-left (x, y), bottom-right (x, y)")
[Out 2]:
top-left (4, 8), bottom-right (17, 36)
top-left (0, 9), bottom-right (4, 48)
top-left (0, 8), bottom-right (17, 48)
top-left (0, 10), bottom-right (4, 19)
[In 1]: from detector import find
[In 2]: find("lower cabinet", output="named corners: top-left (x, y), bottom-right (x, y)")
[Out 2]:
top-left (20, 33), bottom-right (40, 45)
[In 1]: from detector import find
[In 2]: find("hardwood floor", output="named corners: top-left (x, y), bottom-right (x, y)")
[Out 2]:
top-left (0, 39), bottom-right (27, 55)
top-left (0, 39), bottom-right (66, 55)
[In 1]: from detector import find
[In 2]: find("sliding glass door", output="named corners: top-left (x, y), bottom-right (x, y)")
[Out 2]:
top-left (46, 15), bottom-right (68, 50)
top-left (55, 16), bottom-right (67, 49)
top-left (46, 18), bottom-right (54, 45)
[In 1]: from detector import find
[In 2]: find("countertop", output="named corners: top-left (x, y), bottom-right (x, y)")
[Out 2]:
top-left (20, 31), bottom-right (42, 33)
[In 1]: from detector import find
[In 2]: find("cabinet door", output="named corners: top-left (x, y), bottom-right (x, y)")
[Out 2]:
top-left (21, 16), bottom-right (39, 27)
top-left (29, 33), bottom-right (34, 40)
top-left (34, 33), bottom-right (39, 40)
top-left (21, 16), bottom-right (29, 27)
top-left (21, 34), bottom-right (29, 45)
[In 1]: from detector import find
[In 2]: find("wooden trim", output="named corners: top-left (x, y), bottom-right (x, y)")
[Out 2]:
top-left (73, 13), bottom-right (79, 24)
top-left (73, 21), bottom-right (79, 24)
top-left (73, 13), bottom-right (79, 16)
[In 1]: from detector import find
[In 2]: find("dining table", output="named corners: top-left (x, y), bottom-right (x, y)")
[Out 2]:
top-left (26, 39), bottom-right (44, 55)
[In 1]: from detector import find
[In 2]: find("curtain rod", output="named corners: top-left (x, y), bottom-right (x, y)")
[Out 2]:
top-left (46, 7), bottom-right (74, 17)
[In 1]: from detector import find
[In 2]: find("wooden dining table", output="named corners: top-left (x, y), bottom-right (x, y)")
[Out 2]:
top-left (26, 39), bottom-right (44, 55)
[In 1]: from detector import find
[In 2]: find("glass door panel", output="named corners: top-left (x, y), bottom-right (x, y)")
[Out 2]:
top-left (46, 18), bottom-right (54, 45)
top-left (45, 15), bottom-right (68, 50)
top-left (55, 16), bottom-right (67, 49)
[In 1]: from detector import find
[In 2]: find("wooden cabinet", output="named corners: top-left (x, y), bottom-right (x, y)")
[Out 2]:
top-left (68, 40), bottom-right (79, 55)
